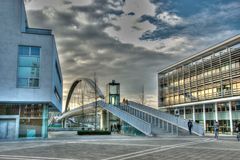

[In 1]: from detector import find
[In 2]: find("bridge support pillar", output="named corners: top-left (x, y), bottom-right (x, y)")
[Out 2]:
top-left (100, 110), bottom-right (109, 131)
top-left (62, 119), bottom-right (67, 128)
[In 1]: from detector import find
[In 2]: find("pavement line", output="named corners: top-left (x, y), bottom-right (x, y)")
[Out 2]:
top-left (0, 144), bottom-right (59, 153)
top-left (102, 146), bottom-right (163, 160)
top-left (118, 139), bottom-right (213, 160)
top-left (182, 146), bottom-right (240, 151)
top-left (103, 139), bottom-right (212, 160)
top-left (0, 155), bottom-right (78, 160)
top-left (66, 141), bottom-right (160, 147)
top-left (0, 157), bottom-right (32, 160)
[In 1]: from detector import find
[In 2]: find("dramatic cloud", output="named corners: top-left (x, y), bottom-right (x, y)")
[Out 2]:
top-left (25, 0), bottom-right (240, 109)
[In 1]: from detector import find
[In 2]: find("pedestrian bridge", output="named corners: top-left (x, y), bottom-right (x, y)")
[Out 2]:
top-left (57, 78), bottom-right (204, 136)
top-left (57, 100), bottom-right (204, 136)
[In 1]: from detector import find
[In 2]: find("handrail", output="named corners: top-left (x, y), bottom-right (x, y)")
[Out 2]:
top-left (58, 100), bottom-right (204, 136)
top-left (98, 101), bottom-right (152, 136)
top-left (58, 100), bottom-right (152, 136)
top-left (126, 101), bottom-right (204, 136)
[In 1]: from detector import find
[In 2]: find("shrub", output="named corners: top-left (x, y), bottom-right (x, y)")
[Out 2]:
top-left (77, 130), bottom-right (111, 135)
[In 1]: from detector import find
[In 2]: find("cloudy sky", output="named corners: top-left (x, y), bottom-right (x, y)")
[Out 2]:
top-left (24, 0), bottom-right (240, 109)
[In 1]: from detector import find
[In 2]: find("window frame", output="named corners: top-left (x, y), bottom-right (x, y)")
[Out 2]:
top-left (17, 45), bottom-right (41, 89)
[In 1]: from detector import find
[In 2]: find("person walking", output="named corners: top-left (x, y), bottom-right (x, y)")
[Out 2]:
top-left (123, 98), bottom-right (126, 104)
top-left (214, 121), bottom-right (219, 140)
top-left (236, 122), bottom-right (240, 142)
top-left (113, 124), bottom-right (117, 134)
top-left (117, 123), bottom-right (121, 133)
top-left (188, 120), bottom-right (193, 135)
top-left (126, 99), bottom-right (129, 106)
top-left (110, 124), bottom-right (113, 132)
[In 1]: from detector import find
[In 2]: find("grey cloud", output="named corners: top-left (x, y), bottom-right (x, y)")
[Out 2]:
top-left (127, 12), bottom-right (135, 16)
top-left (70, 0), bottom-right (124, 24)
top-left (25, 0), bottom-right (180, 107)
top-left (63, 0), bottom-right (72, 5)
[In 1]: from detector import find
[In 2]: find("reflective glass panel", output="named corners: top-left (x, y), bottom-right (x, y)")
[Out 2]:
top-left (17, 78), bottom-right (28, 87)
top-left (31, 47), bottom-right (40, 56)
top-left (18, 67), bottom-right (39, 78)
top-left (17, 46), bottom-right (40, 88)
top-left (29, 78), bottom-right (39, 87)
top-left (19, 46), bottom-right (29, 55)
top-left (19, 57), bottom-right (40, 67)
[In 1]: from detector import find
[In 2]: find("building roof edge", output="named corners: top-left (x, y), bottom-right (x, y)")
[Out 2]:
top-left (158, 34), bottom-right (240, 74)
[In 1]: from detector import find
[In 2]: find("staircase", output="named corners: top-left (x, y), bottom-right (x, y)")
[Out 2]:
top-left (98, 101), bottom-right (152, 136)
top-left (99, 101), bottom-right (204, 136)
top-left (125, 101), bottom-right (204, 136)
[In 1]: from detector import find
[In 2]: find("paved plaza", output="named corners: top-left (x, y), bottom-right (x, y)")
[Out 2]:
top-left (0, 132), bottom-right (240, 160)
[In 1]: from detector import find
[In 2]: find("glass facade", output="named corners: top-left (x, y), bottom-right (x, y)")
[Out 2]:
top-left (159, 39), bottom-right (240, 134)
top-left (106, 80), bottom-right (120, 106)
top-left (0, 104), bottom-right (19, 115)
top-left (0, 104), bottom-right (48, 138)
top-left (167, 101), bottom-right (240, 134)
top-left (158, 44), bottom-right (240, 106)
top-left (17, 46), bottom-right (40, 88)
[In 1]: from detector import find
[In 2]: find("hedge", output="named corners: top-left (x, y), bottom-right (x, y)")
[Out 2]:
top-left (77, 130), bottom-right (111, 135)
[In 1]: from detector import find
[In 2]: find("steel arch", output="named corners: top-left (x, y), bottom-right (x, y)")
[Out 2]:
top-left (65, 78), bottom-right (104, 112)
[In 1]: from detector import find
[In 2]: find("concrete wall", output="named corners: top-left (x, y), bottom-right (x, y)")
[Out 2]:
top-left (0, 0), bottom-right (62, 112)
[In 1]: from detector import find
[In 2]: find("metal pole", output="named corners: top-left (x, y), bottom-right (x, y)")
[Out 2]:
top-left (141, 85), bottom-right (144, 105)
top-left (81, 86), bottom-right (84, 129)
top-left (229, 101), bottom-right (233, 135)
top-left (177, 116), bottom-right (179, 136)
top-left (94, 72), bottom-right (97, 130)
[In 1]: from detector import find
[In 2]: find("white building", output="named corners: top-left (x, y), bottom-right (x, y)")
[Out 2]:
top-left (0, 0), bottom-right (62, 139)
top-left (158, 35), bottom-right (240, 135)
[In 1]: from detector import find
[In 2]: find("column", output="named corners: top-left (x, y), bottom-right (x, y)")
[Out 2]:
top-left (100, 110), bottom-right (108, 130)
top-left (215, 103), bottom-right (218, 121)
top-left (183, 106), bottom-right (186, 119)
top-left (62, 119), bottom-right (64, 128)
top-left (203, 104), bottom-right (206, 132)
top-left (192, 105), bottom-right (195, 122)
top-left (42, 104), bottom-right (48, 138)
top-left (107, 111), bottom-right (110, 131)
top-left (229, 101), bottom-right (233, 135)
top-left (166, 122), bottom-right (168, 132)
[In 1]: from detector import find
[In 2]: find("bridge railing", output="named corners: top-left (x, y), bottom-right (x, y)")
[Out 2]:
top-left (98, 101), bottom-right (152, 136)
top-left (120, 101), bottom-right (204, 136)
top-left (58, 100), bottom-right (204, 136)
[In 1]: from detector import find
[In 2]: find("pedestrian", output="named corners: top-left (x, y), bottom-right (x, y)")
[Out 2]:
top-left (123, 98), bottom-right (126, 104)
top-left (114, 124), bottom-right (117, 133)
top-left (236, 122), bottom-right (240, 142)
top-left (188, 120), bottom-right (193, 135)
top-left (117, 123), bottom-right (121, 133)
top-left (110, 124), bottom-right (113, 132)
top-left (214, 121), bottom-right (219, 140)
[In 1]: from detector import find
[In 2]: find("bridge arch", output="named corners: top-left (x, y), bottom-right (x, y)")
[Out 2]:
top-left (65, 78), bottom-right (104, 112)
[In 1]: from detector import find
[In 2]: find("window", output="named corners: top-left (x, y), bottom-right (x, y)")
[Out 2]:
top-left (17, 46), bottom-right (40, 88)
top-left (54, 87), bottom-right (61, 102)
top-left (55, 62), bottom-right (62, 84)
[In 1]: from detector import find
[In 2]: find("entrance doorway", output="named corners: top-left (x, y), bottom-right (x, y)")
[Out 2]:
top-left (0, 119), bottom-right (16, 139)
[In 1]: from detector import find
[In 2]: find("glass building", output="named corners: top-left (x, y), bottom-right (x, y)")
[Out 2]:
top-left (106, 80), bottom-right (120, 106)
top-left (0, 0), bottom-right (62, 139)
top-left (158, 35), bottom-right (240, 135)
